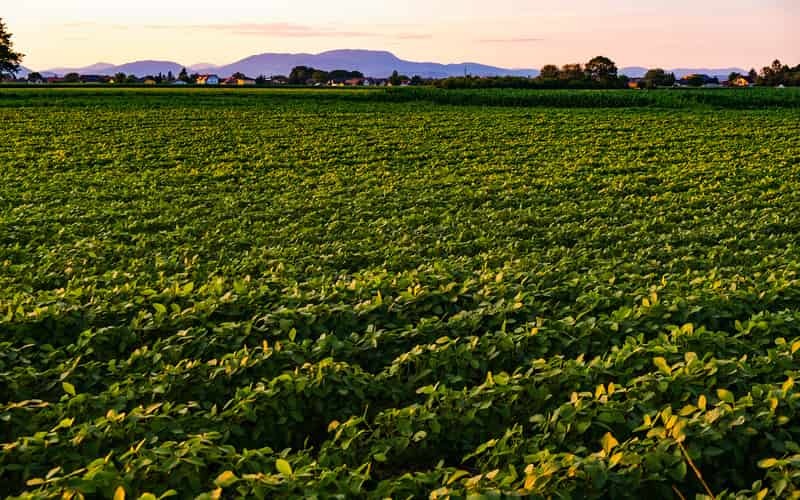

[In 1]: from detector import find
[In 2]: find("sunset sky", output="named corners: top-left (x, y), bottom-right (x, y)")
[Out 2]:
top-left (7, 0), bottom-right (799, 71)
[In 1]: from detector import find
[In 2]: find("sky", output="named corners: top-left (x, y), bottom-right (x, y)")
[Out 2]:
top-left (6, 0), bottom-right (799, 71)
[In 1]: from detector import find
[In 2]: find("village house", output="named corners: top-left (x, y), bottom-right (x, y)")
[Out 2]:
top-left (675, 74), bottom-right (720, 87)
top-left (627, 78), bottom-right (644, 89)
top-left (221, 76), bottom-right (256, 86)
top-left (731, 76), bottom-right (753, 87)
top-left (196, 74), bottom-right (220, 85)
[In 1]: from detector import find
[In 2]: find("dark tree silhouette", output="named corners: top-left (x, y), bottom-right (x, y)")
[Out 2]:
top-left (0, 18), bottom-right (24, 78)
top-left (539, 64), bottom-right (560, 79)
top-left (585, 56), bottom-right (618, 82)
top-left (643, 68), bottom-right (675, 87)
top-left (559, 64), bottom-right (583, 81)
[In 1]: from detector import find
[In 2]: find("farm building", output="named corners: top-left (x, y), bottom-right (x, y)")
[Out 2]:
top-left (222, 77), bottom-right (257, 86)
top-left (196, 74), bottom-right (220, 85)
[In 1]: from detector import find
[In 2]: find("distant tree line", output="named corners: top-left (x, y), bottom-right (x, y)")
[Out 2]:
top-left (287, 66), bottom-right (364, 84)
top-left (754, 60), bottom-right (800, 87)
top-left (435, 56), bottom-right (630, 89)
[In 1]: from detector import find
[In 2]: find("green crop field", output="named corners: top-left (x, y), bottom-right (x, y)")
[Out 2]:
top-left (2, 88), bottom-right (800, 499)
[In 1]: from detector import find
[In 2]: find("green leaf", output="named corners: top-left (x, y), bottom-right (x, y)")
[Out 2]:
top-left (62, 381), bottom-right (76, 396)
top-left (153, 303), bottom-right (167, 314)
top-left (653, 357), bottom-right (671, 375)
top-left (717, 388), bottom-right (735, 404)
top-left (275, 458), bottom-right (293, 476)
top-left (447, 470), bottom-right (470, 485)
top-left (758, 458), bottom-right (779, 469)
top-left (601, 432), bottom-right (619, 455)
top-left (215, 470), bottom-right (238, 487)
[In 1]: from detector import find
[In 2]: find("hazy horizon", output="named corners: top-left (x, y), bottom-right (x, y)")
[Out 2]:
top-left (7, 0), bottom-right (799, 71)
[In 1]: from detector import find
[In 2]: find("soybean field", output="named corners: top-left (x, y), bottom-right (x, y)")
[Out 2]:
top-left (2, 88), bottom-right (800, 499)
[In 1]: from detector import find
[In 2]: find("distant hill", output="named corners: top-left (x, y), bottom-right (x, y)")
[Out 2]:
top-left (40, 61), bottom-right (183, 77)
top-left (32, 50), bottom-right (748, 80)
top-left (38, 50), bottom-right (538, 78)
top-left (41, 62), bottom-right (115, 77)
top-left (110, 60), bottom-right (183, 77)
top-left (214, 49), bottom-right (539, 78)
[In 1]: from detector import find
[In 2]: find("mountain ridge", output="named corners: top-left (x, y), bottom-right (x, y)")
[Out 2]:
top-left (29, 50), bottom-right (746, 80)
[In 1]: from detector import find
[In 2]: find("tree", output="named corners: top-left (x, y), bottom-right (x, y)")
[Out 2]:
top-left (388, 70), bottom-right (409, 85)
top-left (166, 70), bottom-right (175, 82)
top-left (179, 67), bottom-right (190, 83)
top-left (559, 64), bottom-right (583, 81)
top-left (585, 56), bottom-right (618, 82)
top-left (113, 72), bottom-right (127, 84)
top-left (643, 68), bottom-right (675, 87)
top-left (232, 72), bottom-right (247, 80)
top-left (311, 70), bottom-right (329, 83)
top-left (126, 74), bottom-right (139, 84)
top-left (64, 72), bottom-right (80, 83)
top-left (759, 59), bottom-right (787, 86)
top-left (289, 66), bottom-right (315, 84)
top-left (27, 71), bottom-right (42, 82)
top-left (410, 75), bottom-right (424, 86)
top-left (0, 17), bottom-right (24, 78)
top-left (539, 64), bottom-right (560, 79)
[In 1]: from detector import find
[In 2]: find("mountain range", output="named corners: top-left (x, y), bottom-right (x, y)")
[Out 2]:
top-left (19, 50), bottom-right (746, 80)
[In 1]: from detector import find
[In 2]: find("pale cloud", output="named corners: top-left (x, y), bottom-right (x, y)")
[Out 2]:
top-left (479, 37), bottom-right (545, 43)
top-left (139, 22), bottom-right (430, 40)
top-left (146, 22), bottom-right (373, 38)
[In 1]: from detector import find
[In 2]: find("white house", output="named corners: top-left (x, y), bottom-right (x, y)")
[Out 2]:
top-left (196, 74), bottom-right (220, 85)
